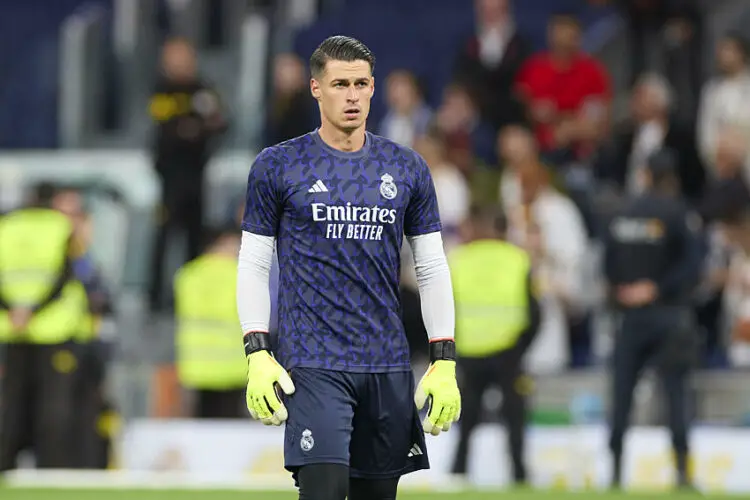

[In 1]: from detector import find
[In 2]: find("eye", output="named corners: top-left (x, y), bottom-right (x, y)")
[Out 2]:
top-left (356, 82), bottom-right (368, 88)
top-left (334, 82), bottom-right (346, 88)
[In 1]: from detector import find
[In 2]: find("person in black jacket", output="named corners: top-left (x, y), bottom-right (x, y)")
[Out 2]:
top-left (147, 36), bottom-right (227, 312)
top-left (453, 0), bottom-right (532, 131)
top-left (603, 149), bottom-right (703, 490)
top-left (605, 73), bottom-right (705, 204)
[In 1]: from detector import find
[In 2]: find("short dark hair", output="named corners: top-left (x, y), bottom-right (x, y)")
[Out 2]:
top-left (469, 204), bottom-right (507, 235)
top-left (723, 31), bottom-right (749, 61)
top-left (550, 12), bottom-right (581, 29)
top-left (202, 224), bottom-right (238, 252)
top-left (309, 36), bottom-right (375, 78)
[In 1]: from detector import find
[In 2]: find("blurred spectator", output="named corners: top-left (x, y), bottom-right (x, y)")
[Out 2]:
top-left (413, 129), bottom-right (469, 250)
top-left (620, 0), bottom-right (703, 109)
top-left (148, 37), bottom-right (227, 312)
top-left (50, 189), bottom-right (111, 315)
top-left (378, 70), bottom-right (433, 148)
top-left (453, 0), bottom-right (531, 130)
top-left (449, 204), bottom-right (539, 485)
top-left (697, 33), bottom-right (750, 176)
top-left (609, 73), bottom-right (705, 203)
top-left (721, 205), bottom-right (750, 368)
top-left (435, 83), bottom-right (496, 174)
top-left (515, 13), bottom-right (611, 161)
top-left (498, 126), bottom-right (588, 373)
top-left (172, 227), bottom-right (247, 419)
top-left (51, 187), bottom-right (114, 469)
top-left (621, 0), bottom-right (669, 86)
top-left (265, 53), bottom-right (316, 146)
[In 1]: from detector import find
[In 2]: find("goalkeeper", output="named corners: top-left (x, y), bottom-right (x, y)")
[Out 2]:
top-left (237, 35), bottom-right (460, 500)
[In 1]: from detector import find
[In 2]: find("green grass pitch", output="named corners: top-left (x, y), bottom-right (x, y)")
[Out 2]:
top-left (0, 489), bottom-right (741, 500)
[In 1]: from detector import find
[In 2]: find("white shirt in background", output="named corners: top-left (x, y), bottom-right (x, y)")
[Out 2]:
top-left (697, 71), bottom-right (750, 178)
top-left (500, 174), bottom-right (589, 373)
top-left (723, 248), bottom-right (750, 367)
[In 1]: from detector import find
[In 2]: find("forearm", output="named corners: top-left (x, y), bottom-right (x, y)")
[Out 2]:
top-left (237, 231), bottom-right (275, 335)
top-left (407, 232), bottom-right (455, 343)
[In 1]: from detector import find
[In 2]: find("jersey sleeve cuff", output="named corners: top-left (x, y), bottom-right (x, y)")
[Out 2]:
top-left (241, 222), bottom-right (277, 237)
top-left (404, 223), bottom-right (442, 237)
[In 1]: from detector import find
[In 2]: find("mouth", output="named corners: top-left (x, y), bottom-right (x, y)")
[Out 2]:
top-left (343, 108), bottom-right (361, 120)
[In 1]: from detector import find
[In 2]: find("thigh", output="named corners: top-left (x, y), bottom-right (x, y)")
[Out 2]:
top-left (284, 368), bottom-right (357, 476)
top-left (350, 371), bottom-right (429, 479)
top-left (297, 463), bottom-right (349, 500)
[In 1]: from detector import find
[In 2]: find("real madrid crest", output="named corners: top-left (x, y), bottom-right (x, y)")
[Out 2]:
top-left (379, 173), bottom-right (397, 200)
top-left (300, 429), bottom-right (315, 451)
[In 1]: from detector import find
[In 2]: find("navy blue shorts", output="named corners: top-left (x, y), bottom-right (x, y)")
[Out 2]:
top-left (283, 368), bottom-right (430, 480)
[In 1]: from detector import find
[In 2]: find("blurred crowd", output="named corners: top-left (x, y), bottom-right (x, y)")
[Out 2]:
top-left (263, 0), bottom-right (750, 373)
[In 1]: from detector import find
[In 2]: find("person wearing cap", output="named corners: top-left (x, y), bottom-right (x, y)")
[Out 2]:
top-left (603, 148), bottom-right (703, 490)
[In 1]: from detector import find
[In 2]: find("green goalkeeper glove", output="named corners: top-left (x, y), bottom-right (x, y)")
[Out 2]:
top-left (244, 333), bottom-right (295, 426)
top-left (415, 340), bottom-right (461, 436)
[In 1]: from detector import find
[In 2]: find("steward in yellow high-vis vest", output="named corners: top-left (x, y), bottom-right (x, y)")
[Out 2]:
top-left (449, 205), bottom-right (541, 487)
top-left (0, 201), bottom-right (90, 472)
top-left (173, 228), bottom-right (247, 419)
top-left (50, 187), bottom-right (117, 470)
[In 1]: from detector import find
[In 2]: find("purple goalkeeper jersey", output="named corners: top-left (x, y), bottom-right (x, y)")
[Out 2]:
top-left (242, 130), bottom-right (441, 373)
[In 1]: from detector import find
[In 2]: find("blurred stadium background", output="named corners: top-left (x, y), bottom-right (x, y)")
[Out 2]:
top-left (2, 0), bottom-right (750, 498)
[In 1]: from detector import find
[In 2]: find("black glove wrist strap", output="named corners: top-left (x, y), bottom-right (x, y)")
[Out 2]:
top-left (243, 331), bottom-right (271, 357)
top-left (429, 339), bottom-right (456, 362)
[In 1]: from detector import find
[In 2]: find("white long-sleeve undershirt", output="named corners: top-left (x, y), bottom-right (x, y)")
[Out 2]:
top-left (237, 231), bottom-right (275, 334)
top-left (406, 231), bottom-right (455, 341)
top-left (237, 230), bottom-right (455, 341)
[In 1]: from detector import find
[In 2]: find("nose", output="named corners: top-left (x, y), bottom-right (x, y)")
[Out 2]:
top-left (346, 86), bottom-right (359, 102)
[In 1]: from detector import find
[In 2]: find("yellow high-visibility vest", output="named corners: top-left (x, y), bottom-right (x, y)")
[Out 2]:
top-left (76, 313), bottom-right (99, 343)
top-left (174, 253), bottom-right (247, 390)
top-left (0, 208), bottom-right (89, 344)
top-left (449, 239), bottom-right (531, 358)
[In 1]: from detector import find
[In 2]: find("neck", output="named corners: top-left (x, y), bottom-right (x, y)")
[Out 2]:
top-left (209, 244), bottom-right (237, 257)
top-left (428, 159), bottom-right (446, 171)
top-left (550, 51), bottom-right (575, 67)
top-left (318, 121), bottom-right (366, 152)
top-left (728, 67), bottom-right (746, 78)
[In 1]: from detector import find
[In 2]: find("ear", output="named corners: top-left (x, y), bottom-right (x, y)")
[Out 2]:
top-left (310, 78), bottom-right (321, 100)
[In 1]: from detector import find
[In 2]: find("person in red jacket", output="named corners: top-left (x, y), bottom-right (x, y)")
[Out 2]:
top-left (515, 13), bottom-right (611, 160)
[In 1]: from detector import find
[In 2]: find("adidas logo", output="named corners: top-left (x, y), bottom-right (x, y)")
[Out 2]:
top-left (407, 444), bottom-right (423, 458)
top-left (308, 180), bottom-right (328, 193)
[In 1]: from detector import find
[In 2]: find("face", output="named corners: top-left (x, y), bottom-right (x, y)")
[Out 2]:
top-left (715, 129), bottom-right (746, 176)
top-left (475, 0), bottom-right (509, 26)
top-left (413, 135), bottom-right (444, 166)
top-left (630, 83), bottom-right (661, 122)
top-left (385, 72), bottom-right (419, 114)
top-left (499, 127), bottom-right (536, 167)
top-left (717, 39), bottom-right (745, 74)
top-left (274, 54), bottom-right (305, 94)
top-left (440, 86), bottom-right (475, 127)
top-left (52, 191), bottom-right (84, 219)
top-left (311, 59), bottom-right (374, 133)
top-left (162, 40), bottom-right (196, 82)
top-left (721, 221), bottom-right (750, 250)
top-left (52, 191), bottom-right (87, 234)
top-left (549, 20), bottom-right (581, 55)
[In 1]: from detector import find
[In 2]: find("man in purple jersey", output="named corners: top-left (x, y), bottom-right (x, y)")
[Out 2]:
top-left (238, 36), bottom-right (460, 500)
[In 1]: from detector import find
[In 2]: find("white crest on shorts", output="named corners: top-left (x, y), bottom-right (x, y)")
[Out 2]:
top-left (300, 429), bottom-right (315, 451)
top-left (379, 174), bottom-right (397, 200)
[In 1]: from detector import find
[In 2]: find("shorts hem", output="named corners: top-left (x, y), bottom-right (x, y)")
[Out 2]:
top-left (349, 462), bottom-right (430, 480)
top-left (285, 457), bottom-right (349, 473)
top-left (285, 362), bottom-right (412, 374)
